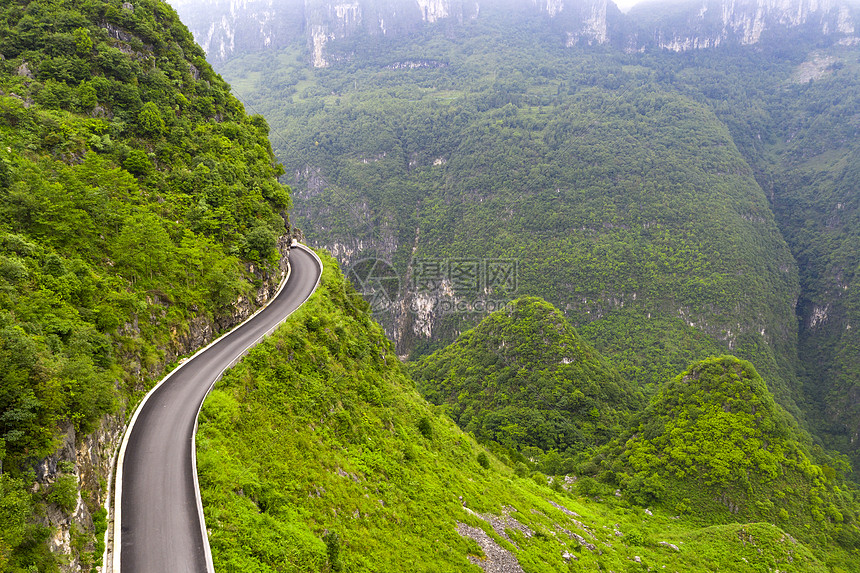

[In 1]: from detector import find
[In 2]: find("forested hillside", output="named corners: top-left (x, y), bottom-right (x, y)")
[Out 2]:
top-left (0, 0), bottom-right (292, 569)
top-left (3, 0), bottom-right (860, 571)
top-left (196, 252), bottom-right (859, 572)
top-left (412, 296), bottom-right (642, 472)
top-left (194, 0), bottom-right (860, 469)
top-left (655, 42), bottom-right (860, 470)
top-left (211, 8), bottom-right (805, 418)
top-left (754, 51), bottom-right (860, 470)
top-left (601, 356), bottom-right (860, 559)
top-left (410, 298), bottom-right (860, 569)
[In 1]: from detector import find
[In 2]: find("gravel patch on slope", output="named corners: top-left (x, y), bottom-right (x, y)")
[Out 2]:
top-left (456, 522), bottom-right (526, 573)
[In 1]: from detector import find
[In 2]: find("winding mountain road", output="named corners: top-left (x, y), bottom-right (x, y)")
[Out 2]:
top-left (113, 245), bottom-right (322, 573)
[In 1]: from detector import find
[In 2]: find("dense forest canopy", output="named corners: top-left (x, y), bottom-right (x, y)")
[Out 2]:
top-left (602, 356), bottom-right (860, 551)
top-left (212, 10), bottom-right (801, 408)
top-left (412, 296), bottom-right (642, 472)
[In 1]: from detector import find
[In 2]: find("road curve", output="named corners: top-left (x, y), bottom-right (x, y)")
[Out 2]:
top-left (113, 245), bottom-right (322, 573)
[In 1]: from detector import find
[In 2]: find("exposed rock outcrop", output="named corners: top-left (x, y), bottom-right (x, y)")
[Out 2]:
top-left (167, 0), bottom-right (860, 63)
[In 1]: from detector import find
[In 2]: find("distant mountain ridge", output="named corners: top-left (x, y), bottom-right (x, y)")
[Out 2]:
top-left (168, 0), bottom-right (860, 63)
top-left (167, 0), bottom-right (626, 64)
top-left (633, 0), bottom-right (860, 51)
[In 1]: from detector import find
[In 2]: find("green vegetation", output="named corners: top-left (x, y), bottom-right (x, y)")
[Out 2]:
top-left (216, 10), bottom-right (804, 426)
top-left (197, 15), bottom-right (860, 567)
top-left (412, 296), bottom-right (642, 472)
top-left (197, 253), bottom-right (850, 572)
top-left (597, 356), bottom-right (860, 567)
top-left (0, 0), bottom-right (291, 568)
top-left (755, 52), bottom-right (860, 468)
top-left (211, 6), bottom-right (860, 470)
top-left (3, 1), bottom-right (860, 570)
top-left (410, 298), bottom-right (860, 566)
top-left (610, 41), bottom-right (860, 471)
top-left (578, 309), bottom-right (728, 395)
top-left (0, 474), bottom-right (42, 571)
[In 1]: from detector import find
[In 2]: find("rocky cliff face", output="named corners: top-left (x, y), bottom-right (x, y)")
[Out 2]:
top-left (634, 0), bottom-right (859, 51)
top-left (305, 0), bottom-right (482, 67)
top-left (166, 0), bottom-right (305, 60)
top-left (168, 0), bottom-right (626, 64)
top-left (168, 0), bottom-right (860, 60)
top-left (167, 0), bottom-right (477, 64)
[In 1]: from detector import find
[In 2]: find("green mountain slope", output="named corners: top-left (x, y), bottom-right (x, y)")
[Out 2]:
top-left (602, 356), bottom-right (860, 561)
top-left (411, 296), bottom-right (641, 470)
top-left (759, 50), bottom-right (860, 467)
top-left (196, 252), bottom-right (841, 572)
top-left (207, 6), bottom-right (860, 469)
top-left (211, 12), bottom-right (805, 424)
top-left (658, 43), bottom-right (860, 469)
top-left (3, 1), bottom-right (859, 570)
top-left (0, 0), bottom-right (291, 569)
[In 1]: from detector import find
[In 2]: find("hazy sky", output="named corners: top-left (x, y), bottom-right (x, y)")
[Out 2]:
top-left (165, 0), bottom-right (651, 14)
top-left (615, 0), bottom-right (642, 11)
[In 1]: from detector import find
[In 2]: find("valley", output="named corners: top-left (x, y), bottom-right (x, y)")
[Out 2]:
top-left (1, 0), bottom-right (859, 571)
top-left (171, 0), bottom-right (860, 468)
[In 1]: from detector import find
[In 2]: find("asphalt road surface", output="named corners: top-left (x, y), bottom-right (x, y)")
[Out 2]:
top-left (115, 245), bottom-right (322, 573)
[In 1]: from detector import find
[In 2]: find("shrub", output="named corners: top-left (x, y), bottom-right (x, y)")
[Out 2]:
top-left (306, 316), bottom-right (322, 332)
top-left (243, 225), bottom-right (277, 265)
top-left (57, 461), bottom-right (76, 473)
top-left (123, 149), bottom-right (151, 175)
top-left (575, 476), bottom-right (600, 497)
top-left (477, 452), bottom-right (490, 469)
top-left (626, 529), bottom-right (644, 546)
top-left (48, 475), bottom-right (78, 513)
top-left (137, 101), bottom-right (165, 136)
top-left (323, 531), bottom-right (342, 572)
top-left (675, 499), bottom-right (691, 514)
top-left (417, 416), bottom-right (433, 439)
top-left (93, 507), bottom-right (108, 557)
top-left (0, 256), bottom-right (28, 282)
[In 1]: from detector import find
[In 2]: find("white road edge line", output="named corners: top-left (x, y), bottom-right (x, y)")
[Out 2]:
top-left (110, 244), bottom-right (323, 573)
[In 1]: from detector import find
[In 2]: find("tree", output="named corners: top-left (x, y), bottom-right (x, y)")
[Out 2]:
top-left (123, 149), bottom-right (151, 176)
top-left (242, 224), bottom-right (277, 265)
top-left (137, 101), bottom-right (165, 137)
top-left (114, 212), bottom-right (173, 283)
top-left (73, 27), bottom-right (92, 56)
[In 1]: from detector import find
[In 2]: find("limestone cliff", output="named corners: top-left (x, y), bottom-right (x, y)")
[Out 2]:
top-left (169, 0), bottom-right (628, 64)
top-left (633, 0), bottom-right (859, 50)
top-left (169, 0), bottom-right (860, 60)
